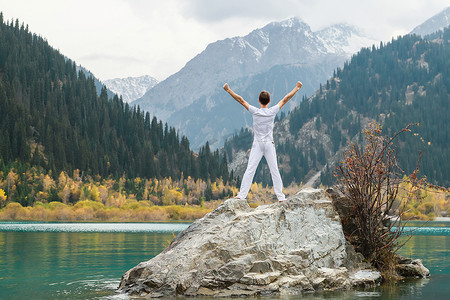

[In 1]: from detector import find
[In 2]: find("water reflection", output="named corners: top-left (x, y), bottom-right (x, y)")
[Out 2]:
top-left (0, 230), bottom-right (177, 300)
top-left (0, 222), bottom-right (448, 300)
top-left (398, 235), bottom-right (449, 274)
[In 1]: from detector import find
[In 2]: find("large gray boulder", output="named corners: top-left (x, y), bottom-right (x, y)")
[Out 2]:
top-left (118, 188), bottom-right (381, 297)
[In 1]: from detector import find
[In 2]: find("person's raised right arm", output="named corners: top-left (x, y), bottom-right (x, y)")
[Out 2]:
top-left (277, 81), bottom-right (303, 109)
top-left (223, 83), bottom-right (249, 110)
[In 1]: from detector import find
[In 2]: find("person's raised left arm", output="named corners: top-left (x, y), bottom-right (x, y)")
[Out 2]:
top-left (223, 83), bottom-right (249, 110)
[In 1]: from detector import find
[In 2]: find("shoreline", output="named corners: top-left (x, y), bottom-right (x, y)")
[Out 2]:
top-left (0, 201), bottom-right (214, 223)
top-left (1, 218), bottom-right (449, 223)
top-left (0, 219), bottom-right (193, 223)
top-left (1, 200), bottom-right (448, 223)
top-left (434, 217), bottom-right (450, 221)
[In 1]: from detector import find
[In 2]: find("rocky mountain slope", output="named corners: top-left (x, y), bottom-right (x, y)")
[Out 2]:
top-left (226, 28), bottom-right (450, 188)
top-left (104, 75), bottom-right (158, 103)
top-left (133, 18), bottom-right (376, 149)
top-left (410, 6), bottom-right (450, 36)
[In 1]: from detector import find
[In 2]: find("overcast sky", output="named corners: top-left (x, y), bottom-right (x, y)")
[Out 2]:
top-left (0, 0), bottom-right (448, 81)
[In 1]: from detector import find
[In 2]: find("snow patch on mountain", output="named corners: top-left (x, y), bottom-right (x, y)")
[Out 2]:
top-left (104, 75), bottom-right (158, 103)
top-left (317, 23), bottom-right (376, 54)
top-left (410, 6), bottom-right (450, 36)
top-left (133, 17), bottom-right (376, 149)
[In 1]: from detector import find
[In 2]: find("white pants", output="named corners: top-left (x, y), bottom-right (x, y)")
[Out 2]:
top-left (238, 140), bottom-right (286, 201)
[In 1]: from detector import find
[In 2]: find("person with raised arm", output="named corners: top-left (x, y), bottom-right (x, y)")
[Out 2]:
top-left (223, 81), bottom-right (303, 202)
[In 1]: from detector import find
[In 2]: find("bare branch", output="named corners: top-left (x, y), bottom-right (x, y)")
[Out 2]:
top-left (335, 122), bottom-right (425, 270)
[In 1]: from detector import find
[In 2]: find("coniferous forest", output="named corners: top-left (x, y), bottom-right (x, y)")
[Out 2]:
top-left (0, 15), bottom-right (232, 208)
top-left (0, 14), bottom-right (448, 221)
top-left (227, 28), bottom-right (449, 188)
top-left (312, 30), bottom-right (450, 186)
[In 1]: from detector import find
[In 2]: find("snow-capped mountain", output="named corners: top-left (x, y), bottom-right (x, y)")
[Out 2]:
top-left (410, 6), bottom-right (450, 36)
top-left (316, 23), bottom-right (375, 54)
top-left (104, 75), bottom-right (158, 103)
top-left (133, 17), bottom-right (376, 150)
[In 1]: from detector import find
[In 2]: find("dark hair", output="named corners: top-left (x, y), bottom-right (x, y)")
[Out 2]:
top-left (259, 90), bottom-right (271, 105)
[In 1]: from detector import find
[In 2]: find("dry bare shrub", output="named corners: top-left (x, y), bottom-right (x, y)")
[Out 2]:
top-left (73, 207), bottom-right (95, 221)
top-left (136, 206), bottom-right (169, 221)
top-left (94, 208), bottom-right (109, 221)
top-left (336, 122), bottom-right (424, 271)
top-left (53, 206), bottom-right (74, 221)
top-left (29, 205), bottom-right (48, 220)
top-left (0, 202), bottom-right (25, 220)
top-left (177, 206), bottom-right (211, 220)
top-left (15, 206), bottom-right (32, 220)
top-left (104, 207), bottom-right (122, 221)
top-left (121, 199), bottom-right (140, 210)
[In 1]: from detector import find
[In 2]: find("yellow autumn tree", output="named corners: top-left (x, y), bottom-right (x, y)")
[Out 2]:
top-left (6, 170), bottom-right (18, 199)
top-left (162, 186), bottom-right (183, 205)
top-left (58, 185), bottom-right (71, 204)
top-left (42, 174), bottom-right (55, 192)
top-left (89, 185), bottom-right (100, 202)
top-left (57, 171), bottom-right (68, 189)
top-left (0, 188), bottom-right (7, 208)
top-left (98, 185), bottom-right (108, 204)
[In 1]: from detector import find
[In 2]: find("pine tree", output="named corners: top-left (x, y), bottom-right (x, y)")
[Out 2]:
top-left (0, 15), bottom-right (232, 204)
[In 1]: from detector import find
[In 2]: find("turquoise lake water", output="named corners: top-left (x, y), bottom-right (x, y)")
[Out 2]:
top-left (0, 221), bottom-right (448, 299)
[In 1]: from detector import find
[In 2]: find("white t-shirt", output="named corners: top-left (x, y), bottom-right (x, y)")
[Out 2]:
top-left (248, 104), bottom-right (280, 142)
